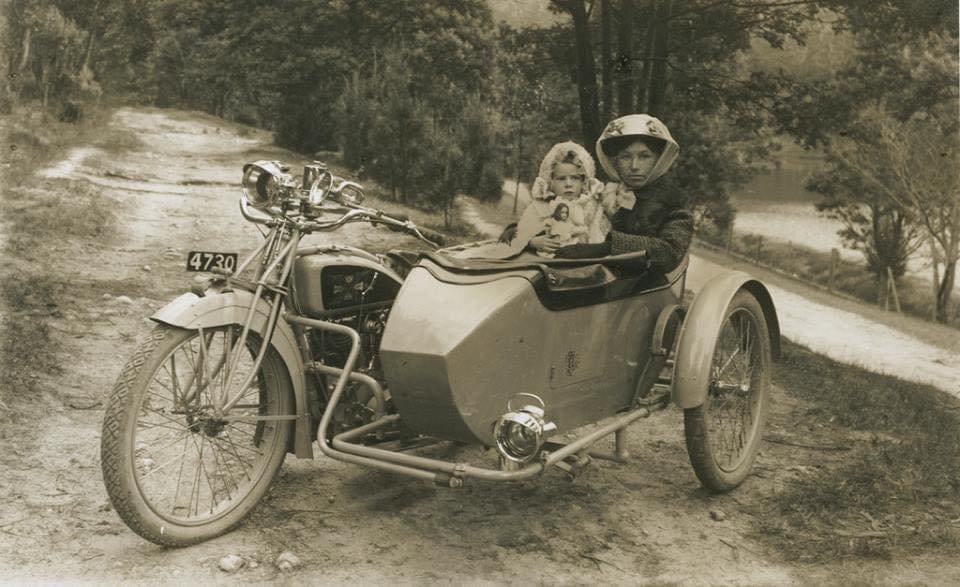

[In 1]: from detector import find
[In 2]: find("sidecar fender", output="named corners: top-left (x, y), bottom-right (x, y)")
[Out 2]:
top-left (672, 272), bottom-right (780, 409)
top-left (151, 291), bottom-right (313, 459)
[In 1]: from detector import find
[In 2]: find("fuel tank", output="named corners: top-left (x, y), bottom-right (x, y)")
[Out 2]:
top-left (291, 246), bottom-right (403, 318)
top-left (379, 260), bottom-right (682, 446)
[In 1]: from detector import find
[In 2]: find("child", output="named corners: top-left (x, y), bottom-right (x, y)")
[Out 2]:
top-left (443, 141), bottom-right (604, 260)
top-left (506, 141), bottom-right (605, 255)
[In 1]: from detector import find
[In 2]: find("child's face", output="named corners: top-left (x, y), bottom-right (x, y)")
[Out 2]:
top-left (613, 140), bottom-right (658, 188)
top-left (549, 163), bottom-right (585, 199)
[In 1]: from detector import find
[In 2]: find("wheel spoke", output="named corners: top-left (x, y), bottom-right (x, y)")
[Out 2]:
top-left (118, 326), bottom-right (289, 532)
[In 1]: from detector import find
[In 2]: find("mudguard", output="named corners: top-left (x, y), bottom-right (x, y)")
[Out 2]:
top-left (672, 272), bottom-right (781, 409)
top-left (151, 291), bottom-right (314, 458)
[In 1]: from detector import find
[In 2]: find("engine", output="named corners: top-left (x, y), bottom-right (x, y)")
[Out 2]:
top-left (291, 250), bottom-right (403, 436)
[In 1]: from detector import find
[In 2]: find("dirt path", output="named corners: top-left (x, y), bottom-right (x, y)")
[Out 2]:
top-left (2, 107), bottom-right (954, 585)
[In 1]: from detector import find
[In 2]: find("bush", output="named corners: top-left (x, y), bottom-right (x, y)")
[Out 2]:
top-left (476, 165), bottom-right (505, 201)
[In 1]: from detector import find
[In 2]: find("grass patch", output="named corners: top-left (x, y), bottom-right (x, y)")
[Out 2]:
top-left (700, 232), bottom-right (957, 326)
top-left (0, 276), bottom-right (66, 412)
top-left (4, 181), bottom-right (118, 259)
top-left (0, 104), bottom-right (121, 413)
top-left (754, 340), bottom-right (960, 562)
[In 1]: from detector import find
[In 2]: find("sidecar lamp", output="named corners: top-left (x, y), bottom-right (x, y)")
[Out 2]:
top-left (494, 394), bottom-right (557, 464)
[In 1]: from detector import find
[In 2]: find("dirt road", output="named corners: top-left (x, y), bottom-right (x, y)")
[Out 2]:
top-left (1, 108), bottom-right (954, 585)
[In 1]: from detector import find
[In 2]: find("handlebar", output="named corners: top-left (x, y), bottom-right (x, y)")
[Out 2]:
top-left (239, 195), bottom-right (444, 248)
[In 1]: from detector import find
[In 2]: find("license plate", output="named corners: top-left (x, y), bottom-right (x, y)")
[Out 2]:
top-left (186, 251), bottom-right (238, 273)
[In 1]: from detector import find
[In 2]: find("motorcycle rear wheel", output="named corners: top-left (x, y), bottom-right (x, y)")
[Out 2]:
top-left (684, 290), bottom-right (771, 492)
top-left (101, 324), bottom-right (292, 547)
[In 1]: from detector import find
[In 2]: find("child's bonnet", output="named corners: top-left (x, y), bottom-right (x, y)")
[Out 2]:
top-left (516, 142), bottom-right (604, 245)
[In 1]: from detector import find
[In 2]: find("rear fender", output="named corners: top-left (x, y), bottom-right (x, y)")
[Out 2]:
top-left (672, 272), bottom-right (780, 409)
top-left (151, 291), bottom-right (314, 458)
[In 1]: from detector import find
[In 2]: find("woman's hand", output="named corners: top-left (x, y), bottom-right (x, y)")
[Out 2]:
top-left (529, 234), bottom-right (564, 253)
top-left (554, 241), bottom-right (612, 259)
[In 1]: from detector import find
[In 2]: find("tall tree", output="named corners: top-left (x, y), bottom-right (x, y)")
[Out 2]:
top-left (599, 0), bottom-right (612, 120)
top-left (614, 0), bottom-right (634, 115)
top-left (551, 0), bottom-right (602, 148)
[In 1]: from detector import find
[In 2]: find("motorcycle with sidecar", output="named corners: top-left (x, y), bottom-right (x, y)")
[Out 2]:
top-left (100, 160), bottom-right (780, 547)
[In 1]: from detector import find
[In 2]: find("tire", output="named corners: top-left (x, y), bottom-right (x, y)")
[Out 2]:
top-left (100, 324), bottom-right (293, 546)
top-left (684, 290), bottom-right (771, 492)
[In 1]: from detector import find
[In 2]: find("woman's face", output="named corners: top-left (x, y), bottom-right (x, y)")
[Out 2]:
top-left (549, 162), bottom-right (585, 199)
top-left (613, 140), bottom-right (658, 188)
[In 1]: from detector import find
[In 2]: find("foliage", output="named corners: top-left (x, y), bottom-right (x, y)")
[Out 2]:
top-left (805, 108), bottom-right (924, 306)
top-left (781, 2), bottom-right (959, 320)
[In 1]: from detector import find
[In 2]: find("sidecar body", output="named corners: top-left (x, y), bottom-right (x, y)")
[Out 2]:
top-left (379, 251), bottom-right (686, 446)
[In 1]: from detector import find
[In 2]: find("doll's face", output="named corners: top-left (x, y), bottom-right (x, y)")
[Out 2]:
top-left (554, 204), bottom-right (569, 221)
top-left (549, 163), bottom-right (585, 200)
top-left (613, 140), bottom-right (658, 188)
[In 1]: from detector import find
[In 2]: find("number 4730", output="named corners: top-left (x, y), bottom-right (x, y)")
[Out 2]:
top-left (186, 251), bottom-right (237, 273)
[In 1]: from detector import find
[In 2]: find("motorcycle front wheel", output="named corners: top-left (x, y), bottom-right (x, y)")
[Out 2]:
top-left (101, 324), bottom-right (293, 547)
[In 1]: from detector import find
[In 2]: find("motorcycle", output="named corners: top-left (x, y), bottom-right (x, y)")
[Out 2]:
top-left (100, 160), bottom-right (781, 547)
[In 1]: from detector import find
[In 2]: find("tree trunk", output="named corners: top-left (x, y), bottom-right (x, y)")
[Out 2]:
top-left (937, 259), bottom-right (956, 323)
top-left (647, 0), bottom-right (671, 117)
top-left (600, 0), bottom-right (612, 121)
top-left (636, 9), bottom-right (655, 112)
top-left (17, 26), bottom-right (32, 72)
top-left (616, 0), bottom-right (635, 116)
top-left (513, 120), bottom-right (523, 215)
top-left (565, 0), bottom-right (602, 149)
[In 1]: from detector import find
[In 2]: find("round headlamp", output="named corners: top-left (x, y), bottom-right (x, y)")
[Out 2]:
top-left (494, 394), bottom-right (557, 464)
top-left (241, 160), bottom-right (287, 209)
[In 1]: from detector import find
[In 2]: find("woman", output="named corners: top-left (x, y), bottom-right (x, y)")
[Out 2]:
top-left (553, 114), bottom-right (693, 273)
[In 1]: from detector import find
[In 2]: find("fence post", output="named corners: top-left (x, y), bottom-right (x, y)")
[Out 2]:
top-left (755, 236), bottom-right (763, 263)
top-left (725, 230), bottom-right (733, 253)
top-left (828, 248), bottom-right (839, 292)
top-left (886, 266), bottom-right (902, 314)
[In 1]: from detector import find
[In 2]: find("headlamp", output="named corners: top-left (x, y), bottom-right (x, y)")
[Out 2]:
top-left (241, 160), bottom-right (287, 209)
top-left (494, 394), bottom-right (557, 464)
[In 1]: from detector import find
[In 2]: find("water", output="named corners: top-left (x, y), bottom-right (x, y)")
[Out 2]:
top-left (730, 150), bottom-right (846, 253)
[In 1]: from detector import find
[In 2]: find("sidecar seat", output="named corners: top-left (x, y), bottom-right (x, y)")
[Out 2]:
top-left (386, 248), bottom-right (687, 311)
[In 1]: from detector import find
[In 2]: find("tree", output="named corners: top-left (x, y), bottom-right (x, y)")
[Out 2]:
top-left (779, 1), bottom-right (959, 321)
top-left (550, 0), bottom-right (602, 147)
top-left (806, 124), bottom-right (923, 308)
top-left (823, 106), bottom-right (959, 321)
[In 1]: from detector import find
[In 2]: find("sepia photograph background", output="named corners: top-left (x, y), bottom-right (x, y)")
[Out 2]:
top-left (0, 0), bottom-right (958, 584)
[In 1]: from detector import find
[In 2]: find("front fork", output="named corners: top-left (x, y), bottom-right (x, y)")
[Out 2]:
top-left (204, 225), bottom-right (302, 418)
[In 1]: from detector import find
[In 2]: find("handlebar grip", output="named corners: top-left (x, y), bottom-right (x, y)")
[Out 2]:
top-left (418, 228), bottom-right (446, 246)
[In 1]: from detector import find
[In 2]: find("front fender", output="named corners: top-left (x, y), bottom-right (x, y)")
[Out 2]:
top-left (151, 291), bottom-right (314, 458)
top-left (672, 272), bottom-right (781, 409)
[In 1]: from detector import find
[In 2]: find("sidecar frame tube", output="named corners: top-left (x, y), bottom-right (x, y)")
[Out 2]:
top-left (331, 404), bottom-right (663, 482)
top-left (289, 312), bottom-right (667, 484)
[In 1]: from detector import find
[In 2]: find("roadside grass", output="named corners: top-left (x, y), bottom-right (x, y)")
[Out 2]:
top-left (754, 340), bottom-right (960, 562)
top-left (702, 232), bottom-right (956, 327)
top-left (4, 181), bottom-right (118, 259)
top-left (0, 105), bottom-right (121, 414)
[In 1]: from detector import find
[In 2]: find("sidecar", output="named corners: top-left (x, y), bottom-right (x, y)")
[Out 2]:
top-left (323, 249), bottom-right (780, 491)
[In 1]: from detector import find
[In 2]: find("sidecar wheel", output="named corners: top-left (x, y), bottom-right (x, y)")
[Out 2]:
top-left (100, 324), bottom-right (292, 547)
top-left (684, 290), bottom-right (771, 493)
